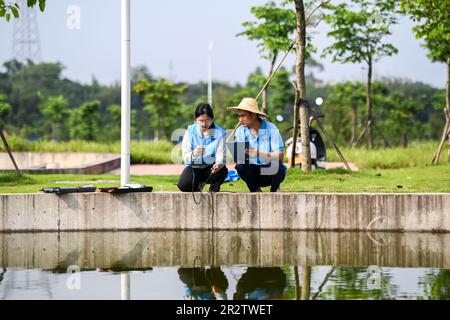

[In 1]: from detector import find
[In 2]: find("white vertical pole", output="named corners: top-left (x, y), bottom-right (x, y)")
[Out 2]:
top-left (207, 41), bottom-right (213, 105)
top-left (121, 272), bottom-right (130, 300)
top-left (121, 0), bottom-right (131, 186)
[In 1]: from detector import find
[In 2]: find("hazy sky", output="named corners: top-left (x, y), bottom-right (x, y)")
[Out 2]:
top-left (0, 0), bottom-right (446, 88)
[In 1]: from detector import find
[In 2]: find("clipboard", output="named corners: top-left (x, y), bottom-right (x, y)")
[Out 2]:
top-left (226, 141), bottom-right (249, 164)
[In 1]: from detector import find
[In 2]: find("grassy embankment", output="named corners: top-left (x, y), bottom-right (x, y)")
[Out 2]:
top-left (1, 139), bottom-right (449, 194)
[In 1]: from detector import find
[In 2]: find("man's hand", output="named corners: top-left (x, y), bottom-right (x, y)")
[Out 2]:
top-left (245, 148), bottom-right (259, 158)
top-left (211, 164), bottom-right (221, 174)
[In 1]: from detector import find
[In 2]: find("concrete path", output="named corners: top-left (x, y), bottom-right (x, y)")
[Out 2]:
top-left (108, 162), bottom-right (358, 176)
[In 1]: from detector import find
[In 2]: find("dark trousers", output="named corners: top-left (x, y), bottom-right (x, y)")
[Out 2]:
top-left (177, 165), bottom-right (228, 192)
top-left (236, 162), bottom-right (286, 192)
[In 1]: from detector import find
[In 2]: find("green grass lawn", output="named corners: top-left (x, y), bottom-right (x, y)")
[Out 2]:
top-left (3, 137), bottom-right (448, 169)
top-left (1, 164), bottom-right (449, 194)
top-left (2, 138), bottom-right (449, 194)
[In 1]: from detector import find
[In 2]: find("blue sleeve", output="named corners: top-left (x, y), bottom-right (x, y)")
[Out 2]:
top-left (270, 126), bottom-right (284, 151)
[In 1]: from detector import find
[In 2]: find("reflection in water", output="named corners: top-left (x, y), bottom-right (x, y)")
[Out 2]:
top-left (234, 268), bottom-right (286, 300)
top-left (0, 265), bottom-right (448, 300)
top-left (178, 267), bottom-right (228, 300)
top-left (0, 231), bottom-right (449, 300)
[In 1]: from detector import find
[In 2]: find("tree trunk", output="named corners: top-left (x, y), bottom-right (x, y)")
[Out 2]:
top-left (447, 57), bottom-right (450, 163)
top-left (433, 119), bottom-right (450, 164)
top-left (262, 53), bottom-right (278, 116)
top-left (294, 266), bottom-right (300, 300)
top-left (294, 0), bottom-right (311, 171)
top-left (301, 265), bottom-right (311, 300)
top-left (448, 128), bottom-right (450, 163)
top-left (52, 123), bottom-right (57, 141)
top-left (403, 131), bottom-right (408, 148)
top-left (291, 85), bottom-right (300, 167)
top-left (349, 103), bottom-right (357, 147)
top-left (432, 58), bottom-right (450, 164)
top-left (366, 57), bottom-right (374, 149)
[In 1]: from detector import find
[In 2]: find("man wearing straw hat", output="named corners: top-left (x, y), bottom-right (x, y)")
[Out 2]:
top-left (228, 97), bottom-right (286, 192)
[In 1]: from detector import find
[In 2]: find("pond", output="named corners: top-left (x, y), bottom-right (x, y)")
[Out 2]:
top-left (0, 231), bottom-right (448, 300)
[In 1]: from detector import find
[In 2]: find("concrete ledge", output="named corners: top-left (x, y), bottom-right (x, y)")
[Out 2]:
top-left (1, 192), bottom-right (449, 232)
top-left (0, 152), bottom-right (120, 174)
top-left (1, 231), bottom-right (449, 269)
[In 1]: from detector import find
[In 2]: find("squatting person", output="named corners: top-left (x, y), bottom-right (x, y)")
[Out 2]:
top-left (177, 103), bottom-right (228, 192)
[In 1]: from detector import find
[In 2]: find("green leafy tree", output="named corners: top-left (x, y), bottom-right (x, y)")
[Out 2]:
top-left (106, 104), bottom-right (136, 141)
top-left (400, 0), bottom-right (450, 163)
top-left (238, 1), bottom-right (297, 114)
top-left (0, 94), bottom-right (11, 127)
top-left (0, 0), bottom-right (45, 21)
top-left (268, 67), bottom-right (296, 138)
top-left (322, 0), bottom-right (399, 149)
top-left (384, 93), bottom-right (419, 147)
top-left (40, 95), bottom-right (69, 141)
top-left (419, 270), bottom-right (450, 300)
top-left (3, 60), bottom-right (68, 131)
top-left (133, 79), bottom-right (186, 140)
top-left (317, 267), bottom-right (397, 299)
top-left (325, 82), bottom-right (366, 146)
top-left (68, 100), bottom-right (101, 141)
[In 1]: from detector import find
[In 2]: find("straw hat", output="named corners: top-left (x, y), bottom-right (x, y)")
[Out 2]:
top-left (228, 97), bottom-right (268, 118)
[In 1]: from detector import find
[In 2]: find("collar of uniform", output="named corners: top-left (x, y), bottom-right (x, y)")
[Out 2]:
top-left (194, 122), bottom-right (216, 138)
top-left (245, 119), bottom-right (267, 141)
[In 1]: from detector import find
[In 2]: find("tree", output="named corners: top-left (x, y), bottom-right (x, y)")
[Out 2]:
top-left (68, 100), bottom-right (101, 141)
top-left (322, 0), bottom-right (398, 149)
top-left (325, 82), bottom-right (366, 146)
top-left (0, 94), bottom-right (11, 127)
top-left (269, 67), bottom-right (296, 137)
top-left (0, 0), bottom-right (45, 21)
top-left (40, 95), bottom-right (69, 141)
top-left (384, 93), bottom-right (419, 147)
top-left (107, 104), bottom-right (136, 141)
top-left (133, 79), bottom-right (186, 140)
top-left (400, 0), bottom-right (450, 163)
top-left (318, 267), bottom-right (397, 299)
top-left (293, 0), bottom-right (312, 171)
top-left (3, 60), bottom-right (68, 130)
top-left (238, 1), bottom-right (296, 115)
top-left (419, 270), bottom-right (450, 300)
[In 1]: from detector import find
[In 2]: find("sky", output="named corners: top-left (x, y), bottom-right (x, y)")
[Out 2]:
top-left (0, 0), bottom-right (446, 88)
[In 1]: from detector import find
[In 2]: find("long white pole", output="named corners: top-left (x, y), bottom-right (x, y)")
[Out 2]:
top-left (207, 41), bottom-right (213, 105)
top-left (121, 0), bottom-right (131, 186)
top-left (121, 272), bottom-right (130, 300)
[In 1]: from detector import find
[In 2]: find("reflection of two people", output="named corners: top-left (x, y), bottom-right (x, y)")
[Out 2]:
top-left (178, 267), bottom-right (287, 300)
top-left (234, 268), bottom-right (286, 300)
top-left (178, 267), bottom-right (228, 300)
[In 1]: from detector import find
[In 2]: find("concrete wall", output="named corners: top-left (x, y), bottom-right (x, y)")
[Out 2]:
top-left (1, 231), bottom-right (448, 269)
top-left (0, 152), bottom-right (120, 174)
top-left (0, 192), bottom-right (449, 232)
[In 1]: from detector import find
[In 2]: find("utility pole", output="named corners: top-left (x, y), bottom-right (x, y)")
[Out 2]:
top-left (121, 0), bottom-right (131, 186)
top-left (207, 41), bottom-right (214, 105)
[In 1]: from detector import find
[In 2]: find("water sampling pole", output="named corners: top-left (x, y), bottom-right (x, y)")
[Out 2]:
top-left (226, 42), bottom-right (295, 142)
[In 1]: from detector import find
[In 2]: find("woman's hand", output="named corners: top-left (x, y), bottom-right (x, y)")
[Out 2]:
top-left (193, 146), bottom-right (205, 157)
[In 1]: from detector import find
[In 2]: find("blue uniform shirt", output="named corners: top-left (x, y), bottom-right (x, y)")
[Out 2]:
top-left (234, 120), bottom-right (284, 165)
top-left (183, 122), bottom-right (226, 167)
